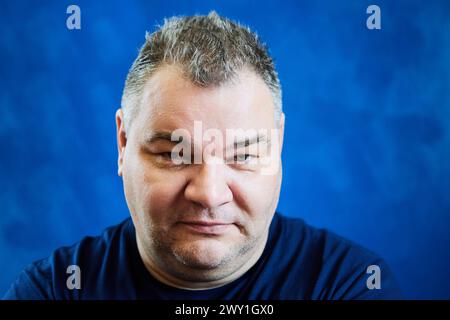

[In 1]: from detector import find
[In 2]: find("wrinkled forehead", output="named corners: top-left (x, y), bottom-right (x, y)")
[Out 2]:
top-left (131, 64), bottom-right (276, 139)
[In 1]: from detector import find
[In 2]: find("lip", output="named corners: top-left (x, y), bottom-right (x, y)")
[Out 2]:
top-left (178, 221), bottom-right (234, 235)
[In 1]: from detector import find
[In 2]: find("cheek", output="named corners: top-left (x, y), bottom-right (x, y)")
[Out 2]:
top-left (146, 179), bottom-right (183, 216)
top-left (124, 158), bottom-right (187, 223)
top-left (231, 173), bottom-right (280, 223)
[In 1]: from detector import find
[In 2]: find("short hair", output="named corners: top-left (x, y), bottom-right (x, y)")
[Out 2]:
top-left (121, 11), bottom-right (282, 130)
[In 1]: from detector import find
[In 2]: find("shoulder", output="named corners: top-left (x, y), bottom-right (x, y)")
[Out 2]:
top-left (2, 218), bottom-right (133, 300)
top-left (274, 212), bottom-right (387, 265)
top-left (270, 213), bottom-right (402, 299)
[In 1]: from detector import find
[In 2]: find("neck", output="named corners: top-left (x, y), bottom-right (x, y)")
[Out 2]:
top-left (136, 233), bottom-right (269, 291)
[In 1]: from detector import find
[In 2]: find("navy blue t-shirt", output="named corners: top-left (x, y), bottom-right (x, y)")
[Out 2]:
top-left (3, 212), bottom-right (402, 299)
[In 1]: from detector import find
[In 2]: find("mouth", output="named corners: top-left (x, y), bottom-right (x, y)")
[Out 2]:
top-left (178, 220), bottom-right (234, 235)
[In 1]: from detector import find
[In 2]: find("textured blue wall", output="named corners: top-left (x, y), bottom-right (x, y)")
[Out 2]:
top-left (1, 0), bottom-right (449, 299)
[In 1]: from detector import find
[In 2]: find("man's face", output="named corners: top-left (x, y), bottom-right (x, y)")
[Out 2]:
top-left (116, 64), bottom-right (284, 282)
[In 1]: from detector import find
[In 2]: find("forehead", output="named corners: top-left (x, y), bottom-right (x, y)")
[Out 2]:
top-left (132, 64), bottom-right (276, 136)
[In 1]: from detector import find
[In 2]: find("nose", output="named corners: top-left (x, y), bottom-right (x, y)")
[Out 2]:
top-left (184, 162), bottom-right (233, 209)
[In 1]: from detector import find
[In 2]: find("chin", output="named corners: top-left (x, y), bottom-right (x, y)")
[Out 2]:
top-left (172, 238), bottom-right (235, 269)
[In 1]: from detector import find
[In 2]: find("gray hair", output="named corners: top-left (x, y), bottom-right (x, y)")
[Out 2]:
top-left (121, 11), bottom-right (282, 130)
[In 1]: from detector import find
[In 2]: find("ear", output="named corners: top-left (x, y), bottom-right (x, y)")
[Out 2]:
top-left (115, 108), bottom-right (127, 177)
top-left (278, 112), bottom-right (285, 154)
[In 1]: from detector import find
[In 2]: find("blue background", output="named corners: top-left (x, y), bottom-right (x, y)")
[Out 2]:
top-left (1, 0), bottom-right (449, 299)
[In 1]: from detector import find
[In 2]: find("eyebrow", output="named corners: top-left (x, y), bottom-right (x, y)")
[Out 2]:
top-left (143, 131), bottom-right (181, 144)
top-left (231, 133), bottom-right (270, 149)
top-left (143, 131), bottom-right (270, 148)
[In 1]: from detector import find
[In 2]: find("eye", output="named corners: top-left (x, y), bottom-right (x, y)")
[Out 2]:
top-left (155, 151), bottom-right (189, 167)
top-left (154, 152), bottom-right (174, 164)
top-left (160, 152), bottom-right (172, 159)
top-left (233, 154), bottom-right (256, 164)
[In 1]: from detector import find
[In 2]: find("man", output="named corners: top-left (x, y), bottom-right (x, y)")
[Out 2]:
top-left (4, 11), bottom-right (401, 299)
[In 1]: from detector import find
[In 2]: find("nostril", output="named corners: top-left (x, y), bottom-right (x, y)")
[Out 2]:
top-left (184, 164), bottom-right (233, 208)
top-left (184, 180), bottom-right (233, 209)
